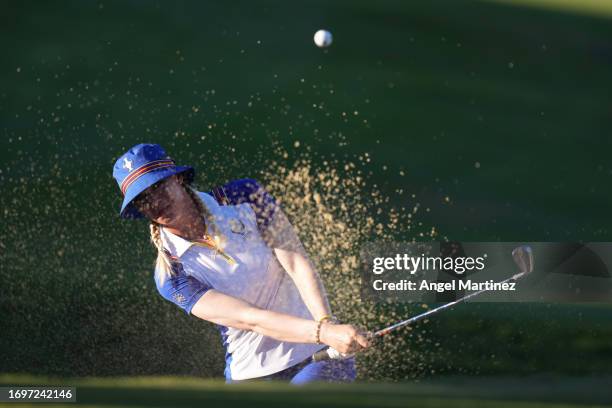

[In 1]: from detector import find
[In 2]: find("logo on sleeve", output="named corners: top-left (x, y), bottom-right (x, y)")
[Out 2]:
top-left (173, 292), bottom-right (186, 304)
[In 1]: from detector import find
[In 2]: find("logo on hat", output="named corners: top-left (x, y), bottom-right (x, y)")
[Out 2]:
top-left (123, 157), bottom-right (133, 172)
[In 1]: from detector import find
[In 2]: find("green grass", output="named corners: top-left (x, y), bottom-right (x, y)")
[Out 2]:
top-left (1, 374), bottom-right (612, 408)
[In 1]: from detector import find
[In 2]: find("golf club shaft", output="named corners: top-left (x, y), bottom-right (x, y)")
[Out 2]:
top-left (312, 271), bottom-right (526, 362)
top-left (375, 272), bottom-right (524, 336)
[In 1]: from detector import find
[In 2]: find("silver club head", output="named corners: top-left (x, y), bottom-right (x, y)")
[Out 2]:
top-left (512, 245), bottom-right (534, 275)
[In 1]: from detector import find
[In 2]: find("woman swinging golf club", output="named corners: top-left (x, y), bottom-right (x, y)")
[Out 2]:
top-left (113, 143), bottom-right (369, 383)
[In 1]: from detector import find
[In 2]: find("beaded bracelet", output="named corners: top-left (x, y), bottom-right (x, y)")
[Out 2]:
top-left (315, 319), bottom-right (325, 344)
top-left (315, 315), bottom-right (338, 344)
top-left (318, 314), bottom-right (332, 323)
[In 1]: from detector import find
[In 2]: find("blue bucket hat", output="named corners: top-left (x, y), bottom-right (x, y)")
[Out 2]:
top-left (113, 143), bottom-right (194, 219)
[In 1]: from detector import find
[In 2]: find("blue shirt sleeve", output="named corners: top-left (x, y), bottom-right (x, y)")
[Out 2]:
top-left (219, 178), bottom-right (278, 233)
top-left (154, 266), bottom-right (211, 315)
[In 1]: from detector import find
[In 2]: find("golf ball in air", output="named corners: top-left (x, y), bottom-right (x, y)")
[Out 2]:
top-left (314, 29), bottom-right (333, 48)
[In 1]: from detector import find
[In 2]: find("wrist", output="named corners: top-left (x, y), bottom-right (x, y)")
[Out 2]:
top-left (315, 315), bottom-right (338, 345)
top-left (317, 321), bottom-right (330, 345)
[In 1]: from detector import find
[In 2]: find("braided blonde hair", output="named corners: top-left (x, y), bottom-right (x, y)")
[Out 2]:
top-left (150, 182), bottom-right (226, 285)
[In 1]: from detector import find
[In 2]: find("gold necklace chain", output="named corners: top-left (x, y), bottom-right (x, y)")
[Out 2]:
top-left (192, 235), bottom-right (236, 265)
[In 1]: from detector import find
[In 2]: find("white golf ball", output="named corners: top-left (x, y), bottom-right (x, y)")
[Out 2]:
top-left (314, 29), bottom-right (333, 48)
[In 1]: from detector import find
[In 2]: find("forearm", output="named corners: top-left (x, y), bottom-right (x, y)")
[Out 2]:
top-left (243, 307), bottom-right (319, 343)
top-left (263, 208), bottom-right (332, 320)
top-left (191, 289), bottom-right (319, 344)
top-left (274, 247), bottom-right (332, 321)
top-left (191, 289), bottom-right (370, 354)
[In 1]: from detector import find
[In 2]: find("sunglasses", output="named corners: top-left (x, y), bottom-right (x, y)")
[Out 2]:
top-left (132, 176), bottom-right (175, 210)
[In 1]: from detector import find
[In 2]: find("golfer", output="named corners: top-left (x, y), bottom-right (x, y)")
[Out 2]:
top-left (112, 143), bottom-right (369, 383)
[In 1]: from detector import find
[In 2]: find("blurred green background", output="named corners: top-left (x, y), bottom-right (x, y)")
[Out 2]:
top-left (1, 0), bottom-right (612, 393)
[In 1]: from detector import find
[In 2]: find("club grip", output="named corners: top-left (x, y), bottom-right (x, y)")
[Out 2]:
top-left (312, 347), bottom-right (344, 362)
top-left (312, 348), bottom-right (331, 362)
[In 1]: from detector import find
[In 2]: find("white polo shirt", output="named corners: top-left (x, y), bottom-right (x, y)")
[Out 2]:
top-left (156, 191), bottom-right (324, 380)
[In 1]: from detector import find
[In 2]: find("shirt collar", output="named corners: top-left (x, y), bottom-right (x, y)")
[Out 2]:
top-left (158, 192), bottom-right (222, 258)
top-left (160, 227), bottom-right (194, 258)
